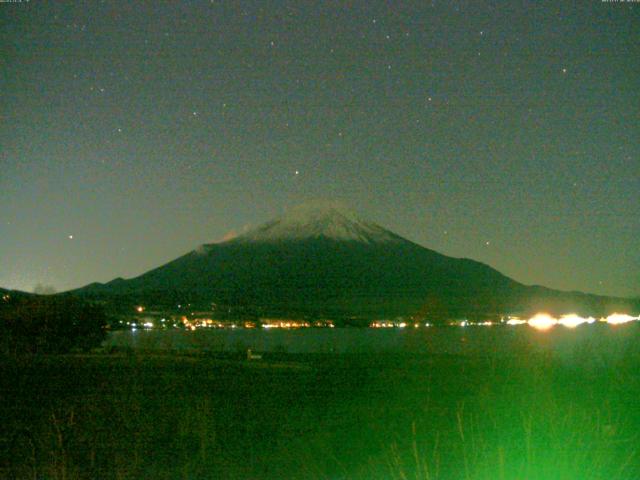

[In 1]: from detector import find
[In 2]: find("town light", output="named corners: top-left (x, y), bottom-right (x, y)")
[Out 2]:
top-left (558, 314), bottom-right (594, 328)
top-left (605, 313), bottom-right (639, 325)
top-left (528, 313), bottom-right (557, 331)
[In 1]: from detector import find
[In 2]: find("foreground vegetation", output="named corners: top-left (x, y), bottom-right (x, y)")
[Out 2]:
top-left (1, 345), bottom-right (639, 479)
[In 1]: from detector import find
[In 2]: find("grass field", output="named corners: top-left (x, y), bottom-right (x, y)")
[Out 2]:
top-left (1, 346), bottom-right (639, 479)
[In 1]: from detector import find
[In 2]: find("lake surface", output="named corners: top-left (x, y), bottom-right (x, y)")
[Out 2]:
top-left (105, 323), bottom-right (640, 365)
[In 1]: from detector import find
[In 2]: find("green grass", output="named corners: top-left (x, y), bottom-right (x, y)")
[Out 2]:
top-left (1, 348), bottom-right (639, 479)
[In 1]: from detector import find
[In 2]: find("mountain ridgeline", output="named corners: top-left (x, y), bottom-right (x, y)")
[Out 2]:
top-left (74, 205), bottom-right (638, 321)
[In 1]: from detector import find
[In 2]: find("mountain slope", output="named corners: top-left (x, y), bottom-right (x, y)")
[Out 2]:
top-left (73, 205), bottom-right (638, 319)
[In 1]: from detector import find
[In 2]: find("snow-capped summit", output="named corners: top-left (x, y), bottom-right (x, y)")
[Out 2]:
top-left (230, 202), bottom-right (402, 244)
top-left (73, 201), bottom-right (637, 321)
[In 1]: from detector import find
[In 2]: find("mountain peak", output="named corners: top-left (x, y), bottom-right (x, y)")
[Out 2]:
top-left (229, 202), bottom-right (402, 244)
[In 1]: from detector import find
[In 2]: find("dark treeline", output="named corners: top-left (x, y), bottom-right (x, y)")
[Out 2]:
top-left (0, 295), bottom-right (107, 355)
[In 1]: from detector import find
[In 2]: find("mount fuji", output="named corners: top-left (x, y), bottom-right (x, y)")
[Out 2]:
top-left (73, 204), bottom-right (637, 321)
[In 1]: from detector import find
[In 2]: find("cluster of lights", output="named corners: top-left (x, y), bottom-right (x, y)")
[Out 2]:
top-left (505, 313), bottom-right (639, 330)
top-left (120, 320), bottom-right (168, 330)
top-left (120, 317), bottom-right (180, 330)
top-left (558, 313), bottom-right (596, 328)
top-left (605, 313), bottom-right (639, 325)
top-left (261, 320), bottom-right (334, 329)
top-left (506, 318), bottom-right (527, 326)
top-left (126, 311), bottom-right (336, 331)
top-left (453, 320), bottom-right (495, 327)
top-left (447, 320), bottom-right (496, 327)
top-left (262, 320), bottom-right (310, 329)
top-left (312, 320), bottom-right (335, 328)
top-left (181, 317), bottom-right (256, 331)
top-left (371, 320), bottom-right (501, 328)
top-left (527, 313), bottom-right (559, 331)
top-left (370, 321), bottom-right (432, 328)
top-left (124, 306), bottom-right (637, 332)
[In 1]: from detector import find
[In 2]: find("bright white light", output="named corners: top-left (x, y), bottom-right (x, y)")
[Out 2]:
top-left (506, 319), bottom-right (526, 326)
top-left (528, 313), bottom-right (557, 331)
top-left (605, 313), bottom-right (639, 325)
top-left (558, 314), bottom-right (593, 329)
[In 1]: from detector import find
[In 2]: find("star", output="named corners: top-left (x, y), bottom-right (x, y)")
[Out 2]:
top-left (68, 235), bottom-right (74, 240)
top-left (562, 68), bottom-right (567, 74)
top-left (295, 170), bottom-right (299, 176)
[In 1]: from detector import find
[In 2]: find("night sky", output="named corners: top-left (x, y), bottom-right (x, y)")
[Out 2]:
top-left (1, 1), bottom-right (638, 298)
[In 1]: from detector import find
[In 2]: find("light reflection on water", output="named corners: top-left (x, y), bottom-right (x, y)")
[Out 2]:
top-left (105, 322), bottom-right (640, 367)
